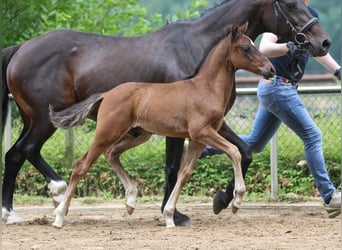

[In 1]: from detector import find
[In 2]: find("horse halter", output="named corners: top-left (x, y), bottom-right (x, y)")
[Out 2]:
top-left (272, 0), bottom-right (319, 45)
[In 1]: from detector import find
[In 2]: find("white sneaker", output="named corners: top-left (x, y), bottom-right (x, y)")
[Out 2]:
top-left (324, 190), bottom-right (341, 218)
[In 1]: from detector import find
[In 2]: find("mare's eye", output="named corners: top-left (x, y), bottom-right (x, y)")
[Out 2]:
top-left (286, 3), bottom-right (298, 11)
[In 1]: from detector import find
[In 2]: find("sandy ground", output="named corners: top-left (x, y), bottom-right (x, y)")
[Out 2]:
top-left (1, 201), bottom-right (341, 250)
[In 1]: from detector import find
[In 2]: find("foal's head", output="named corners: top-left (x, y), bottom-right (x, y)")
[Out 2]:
top-left (228, 23), bottom-right (275, 79)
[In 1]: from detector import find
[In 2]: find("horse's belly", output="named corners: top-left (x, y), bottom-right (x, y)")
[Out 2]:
top-left (135, 118), bottom-right (189, 139)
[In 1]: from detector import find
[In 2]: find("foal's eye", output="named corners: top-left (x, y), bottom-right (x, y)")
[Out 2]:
top-left (286, 3), bottom-right (298, 11)
top-left (242, 46), bottom-right (251, 53)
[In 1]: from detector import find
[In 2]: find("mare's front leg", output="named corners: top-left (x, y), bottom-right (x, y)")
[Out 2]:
top-left (162, 137), bottom-right (191, 226)
top-left (213, 122), bottom-right (252, 214)
top-left (2, 120), bottom-right (66, 224)
top-left (163, 141), bottom-right (204, 228)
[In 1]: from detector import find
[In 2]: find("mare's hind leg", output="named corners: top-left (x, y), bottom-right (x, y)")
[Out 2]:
top-left (103, 129), bottom-right (152, 215)
top-left (213, 122), bottom-right (252, 214)
top-left (2, 123), bottom-right (30, 223)
top-left (163, 141), bottom-right (205, 228)
top-left (2, 119), bottom-right (65, 223)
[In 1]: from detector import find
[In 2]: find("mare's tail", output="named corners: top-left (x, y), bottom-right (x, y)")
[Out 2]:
top-left (2, 44), bottom-right (22, 133)
top-left (49, 93), bottom-right (104, 129)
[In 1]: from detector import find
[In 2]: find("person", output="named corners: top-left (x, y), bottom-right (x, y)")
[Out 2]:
top-left (200, 0), bottom-right (341, 218)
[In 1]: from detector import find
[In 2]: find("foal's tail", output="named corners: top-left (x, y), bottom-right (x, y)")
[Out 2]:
top-left (49, 93), bottom-right (104, 129)
top-left (2, 44), bottom-right (22, 133)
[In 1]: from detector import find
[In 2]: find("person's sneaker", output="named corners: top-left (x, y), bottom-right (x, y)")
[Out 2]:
top-left (324, 190), bottom-right (341, 218)
top-left (199, 146), bottom-right (222, 159)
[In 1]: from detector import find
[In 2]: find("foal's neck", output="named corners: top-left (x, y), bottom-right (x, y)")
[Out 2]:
top-left (193, 36), bottom-right (235, 101)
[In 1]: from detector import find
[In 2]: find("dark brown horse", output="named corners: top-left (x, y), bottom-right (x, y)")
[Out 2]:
top-left (49, 23), bottom-right (274, 228)
top-left (2, 0), bottom-right (331, 225)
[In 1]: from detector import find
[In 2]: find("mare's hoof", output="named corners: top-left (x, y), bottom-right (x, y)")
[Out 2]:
top-left (174, 209), bottom-right (191, 227)
top-left (213, 191), bottom-right (229, 215)
top-left (4, 211), bottom-right (25, 224)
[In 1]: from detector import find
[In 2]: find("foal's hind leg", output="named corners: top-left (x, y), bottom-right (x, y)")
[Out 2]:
top-left (53, 142), bottom-right (107, 228)
top-left (104, 130), bottom-right (152, 215)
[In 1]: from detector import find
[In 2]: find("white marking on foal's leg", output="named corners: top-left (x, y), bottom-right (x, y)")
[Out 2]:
top-left (164, 211), bottom-right (176, 228)
top-left (52, 201), bottom-right (66, 228)
top-left (2, 207), bottom-right (24, 224)
top-left (232, 182), bottom-right (246, 214)
top-left (53, 193), bottom-right (66, 208)
top-left (125, 187), bottom-right (138, 215)
top-left (48, 180), bottom-right (67, 207)
top-left (163, 205), bottom-right (176, 228)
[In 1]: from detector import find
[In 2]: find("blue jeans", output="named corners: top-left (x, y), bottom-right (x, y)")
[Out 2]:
top-left (240, 78), bottom-right (335, 202)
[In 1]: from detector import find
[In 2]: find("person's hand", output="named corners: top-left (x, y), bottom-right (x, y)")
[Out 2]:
top-left (286, 41), bottom-right (308, 58)
top-left (334, 68), bottom-right (341, 80)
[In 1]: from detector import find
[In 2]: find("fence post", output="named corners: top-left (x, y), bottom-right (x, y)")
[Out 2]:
top-left (270, 134), bottom-right (278, 198)
top-left (65, 128), bottom-right (75, 168)
top-left (4, 101), bottom-right (12, 153)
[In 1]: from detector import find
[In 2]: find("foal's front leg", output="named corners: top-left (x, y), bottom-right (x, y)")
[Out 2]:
top-left (199, 127), bottom-right (246, 213)
top-left (213, 122), bottom-right (252, 214)
top-left (163, 141), bottom-right (204, 228)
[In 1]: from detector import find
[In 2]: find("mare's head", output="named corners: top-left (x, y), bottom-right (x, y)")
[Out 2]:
top-left (228, 23), bottom-right (275, 79)
top-left (262, 0), bottom-right (330, 56)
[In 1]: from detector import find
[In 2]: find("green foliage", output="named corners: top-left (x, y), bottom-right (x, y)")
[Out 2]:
top-left (2, 0), bottom-right (162, 47)
top-left (2, 0), bottom-right (209, 47)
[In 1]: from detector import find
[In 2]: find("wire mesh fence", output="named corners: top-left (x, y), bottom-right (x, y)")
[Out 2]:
top-left (3, 81), bottom-right (341, 197)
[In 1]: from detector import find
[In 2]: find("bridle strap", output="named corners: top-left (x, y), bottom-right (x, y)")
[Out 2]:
top-left (298, 17), bottom-right (319, 33)
top-left (272, 0), bottom-right (297, 34)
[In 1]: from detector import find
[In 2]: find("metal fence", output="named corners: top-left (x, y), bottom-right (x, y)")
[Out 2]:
top-left (3, 76), bottom-right (341, 197)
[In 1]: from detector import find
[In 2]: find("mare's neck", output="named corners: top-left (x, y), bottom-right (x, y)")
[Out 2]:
top-left (192, 0), bottom-right (264, 43)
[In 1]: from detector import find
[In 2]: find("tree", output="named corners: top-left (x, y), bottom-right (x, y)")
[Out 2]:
top-left (1, 0), bottom-right (209, 48)
top-left (1, 0), bottom-right (163, 47)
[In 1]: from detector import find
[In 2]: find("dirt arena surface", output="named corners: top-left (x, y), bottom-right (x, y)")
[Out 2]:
top-left (2, 200), bottom-right (341, 250)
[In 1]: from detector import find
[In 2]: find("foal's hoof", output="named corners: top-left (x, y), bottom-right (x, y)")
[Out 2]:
top-left (232, 203), bottom-right (240, 214)
top-left (125, 203), bottom-right (135, 215)
top-left (213, 191), bottom-right (230, 215)
top-left (174, 209), bottom-right (191, 227)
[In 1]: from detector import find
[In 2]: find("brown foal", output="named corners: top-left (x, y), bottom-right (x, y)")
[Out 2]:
top-left (50, 23), bottom-right (274, 228)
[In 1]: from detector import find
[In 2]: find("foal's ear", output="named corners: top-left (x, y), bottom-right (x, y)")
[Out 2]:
top-left (231, 23), bottom-right (239, 39)
top-left (239, 22), bottom-right (249, 34)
